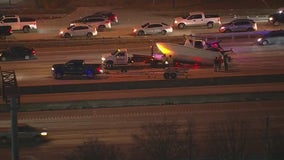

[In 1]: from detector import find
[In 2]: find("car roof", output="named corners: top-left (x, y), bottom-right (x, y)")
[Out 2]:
top-left (143, 22), bottom-right (168, 25)
top-left (68, 59), bottom-right (84, 63)
top-left (93, 11), bottom-right (114, 15)
top-left (232, 19), bottom-right (254, 22)
top-left (68, 24), bottom-right (92, 28)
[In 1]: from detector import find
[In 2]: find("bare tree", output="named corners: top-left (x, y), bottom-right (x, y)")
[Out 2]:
top-left (180, 119), bottom-right (198, 160)
top-left (208, 118), bottom-right (249, 160)
top-left (261, 116), bottom-right (284, 160)
top-left (131, 121), bottom-right (183, 160)
top-left (65, 138), bottom-right (124, 160)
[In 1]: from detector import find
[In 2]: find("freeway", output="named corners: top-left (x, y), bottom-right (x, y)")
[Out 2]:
top-left (0, 33), bottom-right (284, 160)
top-left (0, 38), bottom-right (283, 87)
top-left (1, 99), bottom-right (284, 160)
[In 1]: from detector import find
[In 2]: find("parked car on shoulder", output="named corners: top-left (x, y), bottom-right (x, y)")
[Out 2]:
top-left (91, 11), bottom-right (118, 24)
top-left (59, 24), bottom-right (97, 38)
top-left (0, 46), bottom-right (36, 61)
top-left (70, 16), bottom-right (111, 32)
top-left (219, 19), bottom-right (257, 33)
top-left (133, 22), bottom-right (173, 36)
top-left (257, 30), bottom-right (284, 45)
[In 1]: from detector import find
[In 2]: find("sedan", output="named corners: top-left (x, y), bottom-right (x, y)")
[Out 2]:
top-left (59, 24), bottom-right (97, 38)
top-left (257, 30), bottom-right (284, 45)
top-left (0, 46), bottom-right (36, 61)
top-left (133, 22), bottom-right (173, 36)
top-left (219, 19), bottom-right (257, 33)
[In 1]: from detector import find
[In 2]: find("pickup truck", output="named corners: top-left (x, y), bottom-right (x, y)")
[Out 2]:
top-left (51, 59), bottom-right (104, 79)
top-left (0, 124), bottom-right (48, 145)
top-left (0, 15), bottom-right (37, 33)
top-left (0, 25), bottom-right (12, 39)
top-left (101, 48), bottom-right (131, 69)
top-left (102, 48), bottom-right (172, 70)
top-left (268, 8), bottom-right (284, 25)
top-left (174, 12), bottom-right (221, 29)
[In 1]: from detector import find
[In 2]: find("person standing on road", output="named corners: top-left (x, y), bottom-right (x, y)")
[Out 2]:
top-left (218, 55), bottom-right (223, 71)
top-left (167, 55), bottom-right (174, 67)
top-left (214, 57), bottom-right (219, 72)
top-left (223, 54), bottom-right (229, 72)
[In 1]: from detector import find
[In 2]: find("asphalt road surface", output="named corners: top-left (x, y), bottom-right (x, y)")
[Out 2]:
top-left (1, 100), bottom-right (284, 160)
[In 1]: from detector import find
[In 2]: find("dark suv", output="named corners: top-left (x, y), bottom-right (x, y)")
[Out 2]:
top-left (219, 19), bottom-right (257, 33)
top-left (92, 11), bottom-right (118, 24)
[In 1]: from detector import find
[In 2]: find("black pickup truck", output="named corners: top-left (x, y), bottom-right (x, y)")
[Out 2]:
top-left (0, 25), bottom-right (12, 39)
top-left (51, 59), bottom-right (104, 79)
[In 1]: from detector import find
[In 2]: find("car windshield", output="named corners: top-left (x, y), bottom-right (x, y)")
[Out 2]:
top-left (111, 49), bottom-right (120, 55)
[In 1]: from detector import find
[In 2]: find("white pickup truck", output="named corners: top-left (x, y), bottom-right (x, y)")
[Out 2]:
top-left (174, 12), bottom-right (221, 29)
top-left (101, 48), bottom-right (131, 70)
top-left (0, 15), bottom-right (37, 33)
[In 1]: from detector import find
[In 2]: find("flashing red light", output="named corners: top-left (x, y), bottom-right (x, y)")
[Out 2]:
top-left (32, 49), bottom-right (36, 55)
top-left (193, 63), bottom-right (200, 69)
top-left (97, 67), bottom-right (103, 73)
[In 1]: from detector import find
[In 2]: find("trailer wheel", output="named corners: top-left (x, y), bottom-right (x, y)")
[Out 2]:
top-left (164, 73), bottom-right (170, 79)
top-left (170, 73), bottom-right (177, 79)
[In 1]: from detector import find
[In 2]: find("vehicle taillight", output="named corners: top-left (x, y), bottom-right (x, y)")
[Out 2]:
top-left (106, 20), bottom-right (111, 24)
top-left (97, 67), bottom-right (104, 73)
top-left (9, 28), bottom-right (13, 34)
top-left (32, 50), bottom-right (36, 55)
